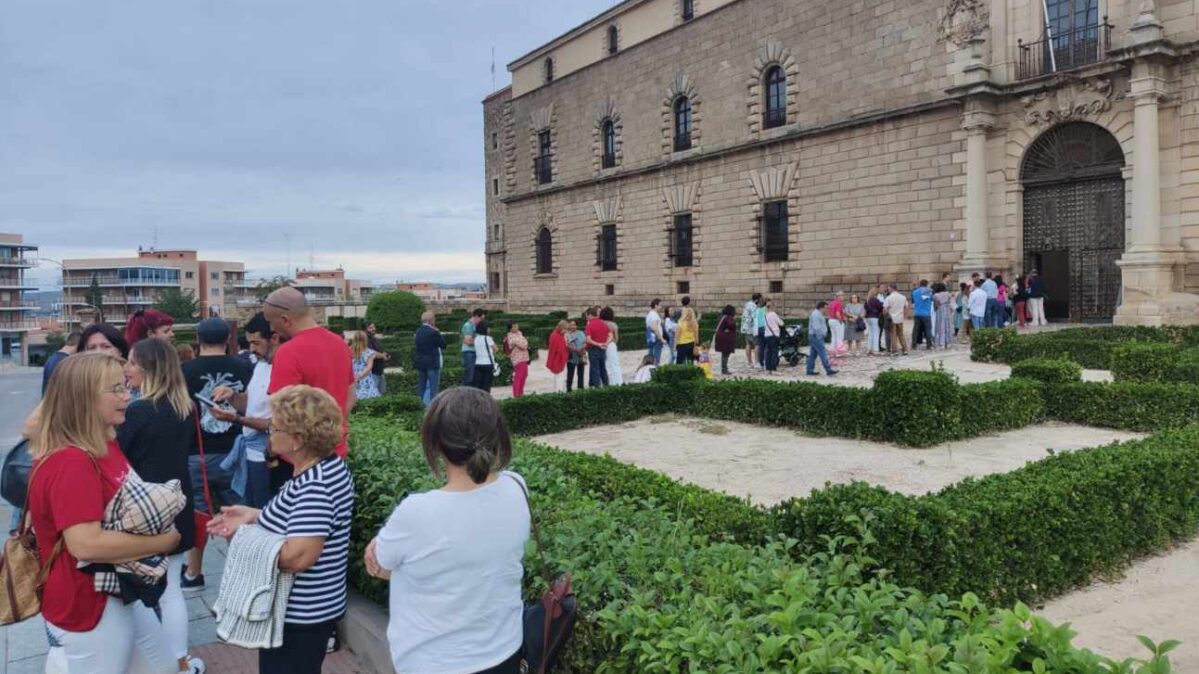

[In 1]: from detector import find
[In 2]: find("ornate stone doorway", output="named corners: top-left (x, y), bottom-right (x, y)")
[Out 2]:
top-left (1021, 122), bottom-right (1125, 321)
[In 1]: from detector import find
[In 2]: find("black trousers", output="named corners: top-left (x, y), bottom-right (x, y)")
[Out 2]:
top-left (912, 316), bottom-right (933, 349)
top-left (473, 365), bottom-right (495, 392)
top-left (474, 650), bottom-right (523, 674)
top-left (676, 342), bottom-right (695, 365)
top-left (260, 620), bottom-right (338, 674)
top-left (720, 351), bottom-right (731, 374)
top-left (566, 361), bottom-right (585, 391)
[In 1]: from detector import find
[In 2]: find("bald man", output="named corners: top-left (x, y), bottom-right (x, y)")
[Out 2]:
top-left (263, 288), bottom-right (355, 458)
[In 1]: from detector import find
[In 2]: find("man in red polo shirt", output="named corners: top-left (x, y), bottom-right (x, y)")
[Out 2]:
top-left (263, 287), bottom-right (355, 458)
top-left (584, 306), bottom-right (611, 388)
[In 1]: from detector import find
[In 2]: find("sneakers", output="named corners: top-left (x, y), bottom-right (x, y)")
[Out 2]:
top-left (184, 656), bottom-right (207, 674)
top-left (180, 566), bottom-right (205, 592)
top-left (827, 369), bottom-right (839, 376)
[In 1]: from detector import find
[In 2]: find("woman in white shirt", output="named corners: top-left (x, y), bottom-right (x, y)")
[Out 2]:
top-left (471, 321), bottom-right (499, 392)
top-left (364, 388), bottom-right (530, 674)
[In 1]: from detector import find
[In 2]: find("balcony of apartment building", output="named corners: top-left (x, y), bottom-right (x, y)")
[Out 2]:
top-left (0, 276), bottom-right (38, 290)
top-left (62, 268), bottom-right (181, 288)
top-left (0, 295), bottom-right (38, 311)
top-left (0, 252), bottom-right (36, 268)
top-left (222, 271), bottom-right (253, 290)
top-left (0, 317), bottom-right (39, 331)
top-left (1017, 13), bottom-right (1113, 81)
top-left (299, 290), bottom-right (339, 305)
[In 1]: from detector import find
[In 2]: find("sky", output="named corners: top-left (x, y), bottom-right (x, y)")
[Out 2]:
top-left (0, 0), bottom-right (617, 290)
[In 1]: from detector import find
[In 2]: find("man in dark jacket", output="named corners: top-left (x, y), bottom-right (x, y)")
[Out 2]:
top-left (414, 311), bottom-right (447, 406)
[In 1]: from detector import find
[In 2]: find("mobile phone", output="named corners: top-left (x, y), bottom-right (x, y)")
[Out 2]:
top-left (195, 394), bottom-right (219, 408)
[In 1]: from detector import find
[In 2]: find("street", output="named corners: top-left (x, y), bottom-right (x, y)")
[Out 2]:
top-left (0, 370), bottom-right (40, 454)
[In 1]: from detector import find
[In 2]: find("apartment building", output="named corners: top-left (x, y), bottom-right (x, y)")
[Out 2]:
top-left (61, 249), bottom-right (249, 325)
top-left (294, 269), bottom-right (373, 305)
top-left (0, 234), bottom-right (39, 364)
top-left (485, 0), bottom-right (1199, 325)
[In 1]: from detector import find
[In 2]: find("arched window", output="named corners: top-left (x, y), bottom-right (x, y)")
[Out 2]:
top-left (544, 57), bottom-right (554, 84)
top-left (602, 119), bottom-right (617, 169)
top-left (673, 96), bottom-right (692, 152)
top-left (607, 25), bottom-right (619, 55)
top-left (535, 227), bottom-right (553, 274)
top-left (763, 65), bottom-right (786, 129)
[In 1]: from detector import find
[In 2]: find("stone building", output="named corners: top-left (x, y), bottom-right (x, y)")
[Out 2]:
top-left (483, 0), bottom-right (1199, 325)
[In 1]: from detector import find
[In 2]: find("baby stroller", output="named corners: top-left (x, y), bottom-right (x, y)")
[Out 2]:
top-left (778, 324), bottom-right (807, 367)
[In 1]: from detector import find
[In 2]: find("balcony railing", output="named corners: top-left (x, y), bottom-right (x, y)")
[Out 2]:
top-left (63, 275), bottom-right (179, 287)
top-left (763, 108), bottom-right (786, 130)
top-left (0, 279), bottom-right (37, 289)
top-left (0, 319), bottom-right (39, 330)
top-left (0, 257), bottom-right (36, 268)
top-left (1018, 20), bottom-right (1112, 80)
top-left (0, 301), bottom-right (37, 310)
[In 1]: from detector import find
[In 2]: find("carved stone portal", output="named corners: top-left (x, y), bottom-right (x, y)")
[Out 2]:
top-left (938, 0), bottom-right (989, 47)
top-left (1022, 78), bottom-right (1115, 126)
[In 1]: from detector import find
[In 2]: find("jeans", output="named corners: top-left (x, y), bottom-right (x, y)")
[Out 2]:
top-left (553, 369), bottom-right (567, 393)
top-left (259, 620), bottom-right (338, 674)
top-left (567, 361), bottom-right (585, 391)
top-left (416, 368), bottom-right (440, 406)
top-left (764, 336), bottom-right (780, 371)
top-left (1028, 297), bottom-right (1047, 326)
top-left (375, 372), bottom-right (387, 394)
top-left (47, 597), bottom-right (177, 674)
top-left (971, 315), bottom-right (985, 330)
top-left (756, 328), bottom-right (767, 367)
top-left (1015, 301), bottom-right (1027, 327)
top-left (244, 460), bottom-right (272, 509)
top-left (676, 342), bottom-right (695, 365)
top-left (588, 347), bottom-right (609, 388)
top-left (648, 340), bottom-right (663, 366)
top-left (985, 298), bottom-right (1001, 328)
top-left (806, 335), bottom-right (833, 374)
top-left (866, 317), bottom-right (881, 352)
top-left (160, 554), bottom-right (189, 660)
top-left (461, 350), bottom-right (477, 386)
top-left (188, 452), bottom-right (242, 515)
top-left (912, 315), bottom-right (933, 349)
top-left (513, 361), bottom-right (529, 397)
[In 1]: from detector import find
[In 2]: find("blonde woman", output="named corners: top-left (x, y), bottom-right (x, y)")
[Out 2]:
top-left (350, 332), bottom-right (381, 401)
top-left (208, 385), bottom-right (355, 674)
top-left (675, 306), bottom-right (699, 365)
top-left (119, 338), bottom-right (205, 674)
top-left (29, 353), bottom-right (181, 674)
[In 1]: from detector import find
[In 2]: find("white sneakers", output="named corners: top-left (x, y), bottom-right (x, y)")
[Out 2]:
top-left (185, 655), bottom-right (207, 674)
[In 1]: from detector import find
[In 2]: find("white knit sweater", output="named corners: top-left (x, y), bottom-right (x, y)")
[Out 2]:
top-left (213, 524), bottom-right (295, 649)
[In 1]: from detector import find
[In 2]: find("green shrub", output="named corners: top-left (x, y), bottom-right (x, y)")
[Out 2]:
top-left (1010, 357), bottom-right (1083, 385)
top-left (689, 379), bottom-right (883, 440)
top-left (650, 363), bottom-right (708, 385)
top-left (873, 370), bottom-right (961, 447)
top-left (1170, 347), bottom-right (1199, 383)
top-left (364, 291), bottom-right (427, 332)
top-left (1110, 342), bottom-right (1179, 382)
top-left (957, 378), bottom-right (1046, 437)
top-left (1044, 381), bottom-right (1199, 431)
top-left (970, 327), bottom-right (1017, 362)
top-left (499, 384), bottom-right (688, 436)
top-left (351, 393), bottom-right (424, 418)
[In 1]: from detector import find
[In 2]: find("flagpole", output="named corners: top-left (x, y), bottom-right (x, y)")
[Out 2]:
top-left (1041, 0), bottom-right (1057, 72)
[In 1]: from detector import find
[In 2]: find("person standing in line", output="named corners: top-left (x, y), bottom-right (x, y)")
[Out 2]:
top-left (471, 321), bottom-right (499, 392)
top-left (805, 301), bottom-right (837, 376)
top-left (981, 272), bottom-right (1000, 328)
top-left (177, 343), bottom-right (195, 364)
top-left (41, 331), bottom-right (81, 395)
top-left (1013, 275), bottom-right (1030, 328)
top-left (413, 312), bottom-right (446, 406)
top-left (754, 300), bottom-right (768, 369)
top-left (662, 308), bottom-right (678, 367)
top-left (864, 290), bottom-right (883, 356)
top-left (968, 278), bottom-right (989, 332)
top-left (504, 322), bottom-right (530, 397)
top-left (565, 320), bottom-right (587, 392)
top-left (600, 307), bottom-right (622, 386)
top-left (79, 323), bottom-right (131, 359)
top-left (933, 283), bottom-right (954, 349)
top-left (674, 307), bottom-right (698, 365)
top-left (364, 323), bottom-right (390, 395)
top-left (459, 309), bottom-right (485, 386)
top-left (546, 320), bottom-right (569, 393)
top-left (910, 280), bottom-right (934, 351)
top-left (124, 308), bottom-right (176, 348)
top-left (741, 293), bottom-right (760, 369)
top-left (645, 299), bottom-right (665, 366)
top-left (995, 275), bottom-right (1010, 326)
top-left (363, 388), bottom-right (529, 674)
top-left (29, 354), bottom-right (181, 674)
top-left (844, 294), bottom-right (865, 356)
top-left (955, 283), bottom-right (968, 339)
top-left (763, 299), bottom-right (784, 374)
top-left (827, 291), bottom-right (846, 351)
top-left (1028, 269), bottom-right (1048, 326)
top-left (713, 305), bottom-right (738, 375)
top-left (584, 307), bottom-right (611, 388)
top-left (883, 284), bottom-right (909, 356)
top-left (350, 332), bottom-right (381, 401)
top-left (207, 385), bottom-right (355, 674)
top-left (118, 338), bottom-right (206, 674)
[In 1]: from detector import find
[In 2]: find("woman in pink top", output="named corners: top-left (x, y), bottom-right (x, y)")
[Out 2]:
top-left (504, 322), bottom-right (530, 397)
top-left (827, 291), bottom-right (846, 350)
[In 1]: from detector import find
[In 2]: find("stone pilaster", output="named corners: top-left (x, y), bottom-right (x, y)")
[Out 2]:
top-left (955, 99), bottom-right (1004, 279)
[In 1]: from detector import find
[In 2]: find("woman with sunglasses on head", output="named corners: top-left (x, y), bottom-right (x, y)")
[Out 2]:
top-left (28, 353), bottom-right (181, 674)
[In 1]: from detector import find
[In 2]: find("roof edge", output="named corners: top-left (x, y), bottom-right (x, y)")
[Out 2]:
top-left (507, 0), bottom-right (649, 71)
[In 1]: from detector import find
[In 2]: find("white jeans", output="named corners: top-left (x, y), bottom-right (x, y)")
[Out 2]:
top-left (159, 554), bottom-right (188, 660)
top-left (47, 596), bottom-right (176, 674)
top-left (866, 317), bottom-right (880, 353)
top-left (552, 370), bottom-right (567, 393)
top-left (1028, 297), bottom-right (1047, 326)
top-left (829, 319), bottom-right (845, 349)
top-left (605, 343), bottom-right (623, 386)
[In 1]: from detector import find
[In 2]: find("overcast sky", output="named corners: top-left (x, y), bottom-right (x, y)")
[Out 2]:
top-left (1, 0), bottom-right (615, 290)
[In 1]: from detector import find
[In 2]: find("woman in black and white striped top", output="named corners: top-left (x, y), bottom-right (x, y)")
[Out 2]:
top-left (208, 385), bottom-right (355, 674)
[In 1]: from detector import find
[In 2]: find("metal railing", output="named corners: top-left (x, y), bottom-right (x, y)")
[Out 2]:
top-left (1018, 20), bottom-right (1112, 80)
top-left (763, 108), bottom-right (786, 130)
top-left (0, 257), bottom-right (36, 268)
top-left (0, 279), bottom-right (36, 289)
top-left (63, 275), bottom-right (179, 287)
top-left (0, 319), bottom-right (39, 330)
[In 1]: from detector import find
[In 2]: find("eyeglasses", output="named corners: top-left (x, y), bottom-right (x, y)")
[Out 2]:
top-left (102, 384), bottom-right (129, 395)
top-left (263, 299), bottom-right (291, 312)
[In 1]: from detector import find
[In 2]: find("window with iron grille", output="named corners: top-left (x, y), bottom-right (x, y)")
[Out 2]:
top-left (769, 280), bottom-right (783, 294)
top-left (605, 284), bottom-right (614, 296)
top-left (673, 97), bottom-right (692, 152)
top-left (535, 227), bottom-right (553, 274)
top-left (544, 57), bottom-right (554, 83)
top-left (600, 224), bottom-right (618, 271)
top-left (602, 119), bottom-right (617, 169)
top-left (676, 280), bottom-right (690, 294)
top-left (607, 25), bottom-right (619, 55)
top-left (670, 213), bottom-right (693, 267)
top-left (681, 0), bottom-right (694, 21)
top-left (491, 272), bottom-right (501, 292)
top-left (535, 130), bottom-right (552, 184)
top-left (763, 65), bottom-right (786, 129)
top-left (761, 201), bottom-right (789, 262)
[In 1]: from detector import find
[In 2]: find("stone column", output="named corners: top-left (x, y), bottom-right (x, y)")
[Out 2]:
top-left (955, 104), bottom-right (999, 278)
top-left (1128, 73), bottom-right (1163, 253)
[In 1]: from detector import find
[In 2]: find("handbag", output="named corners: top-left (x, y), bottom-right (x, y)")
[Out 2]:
top-left (192, 408), bottom-right (214, 551)
top-left (854, 317), bottom-right (866, 332)
top-left (510, 476), bottom-right (576, 674)
top-left (1, 440), bottom-right (33, 509)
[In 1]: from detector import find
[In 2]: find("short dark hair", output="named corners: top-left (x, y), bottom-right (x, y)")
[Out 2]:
top-left (245, 312), bottom-right (273, 339)
top-left (237, 336), bottom-right (249, 350)
top-left (472, 308), bottom-right (486, 318)
top-left (722, 304), bottom-right (736, 317)
top-left (599, 306), bottom-right (615, 322)
top-left (78, 323), bottom-right (130, 360)
top-left (681, 296), bottom-right (691, 307)
top-left (506, 320), bottom-right (518, 332)
top-left (974, 278), bottom-right (984, 287)
top-left (751, 292), bottom-right (762, 302)
top-left (650, 298), bottom-right (660, 309)
top-left (920, 280), bottom-right (929, 287)
top-left (475, 320), bottom-right (490, 336)
top-left (65, 331), bottom-right (83, 348)
top-left (985, 271), bottom-right (993, 279)
top-left (816, 301), bottom-right (828, 309)
top-left (422, 387), bottom-right (513, 484)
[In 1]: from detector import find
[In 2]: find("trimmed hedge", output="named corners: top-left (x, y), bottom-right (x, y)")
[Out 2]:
top-left (649, 363), bottom-right (707, 385)
top-left (957, 378), bottom-right (1046, 437)
top-left (688, 379), bottom-right (883, 440)
top-left (499, 384), bottom-right (690, 436)
top-left (875, 370), bottom-right (961, 447)
top-left (1110, 342), bottom-right (1179, 383)
top-left (1010, 357), bottom-right (1083, 385)
top-left (1044, 381), bottom-right (1199, 431)
top-left (971, 325), bottom-right (1199, 370)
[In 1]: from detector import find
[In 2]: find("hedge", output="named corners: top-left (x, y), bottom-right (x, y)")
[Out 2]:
top-left (649, 363), bottom-right (707, 385)
top-left (875, 370), bottom-right (962, 447)
top-left (1009, 357), bottom-right (1083, 385)
top-left (1043, 381), bottom-right (1199, 431)
top-left (956, 378), bottom-right (1046, 437)
top-left (971, 325), bottom-right (1199, 370)
top-left (1110, 342), bottom-right (1180, 383)
top-left (347, 420), bottom-right (1175, 672)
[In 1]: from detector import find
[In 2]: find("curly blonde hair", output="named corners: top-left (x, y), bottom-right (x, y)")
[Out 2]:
top-left (269, 385), bottom-right (344, 459)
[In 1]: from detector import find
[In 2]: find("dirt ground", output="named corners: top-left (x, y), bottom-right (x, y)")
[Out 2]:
top-left (533, 417), bottom-right (1143, 504)
top-left (1039, 539), bottom-right (1199, 670)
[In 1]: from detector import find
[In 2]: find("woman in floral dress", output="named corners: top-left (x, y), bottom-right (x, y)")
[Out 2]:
top-left (350, 331), bottom-right (381, 400)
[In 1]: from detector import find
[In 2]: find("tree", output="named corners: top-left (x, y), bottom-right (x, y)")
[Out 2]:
top-left (365, 291), bottom-right (426, 332)
top-left (253, 276), bottom-right (294, 302)
top-left (153, 287), bottom-right (200, 322)
top-left (85, 273), bottom-right (105, 322)
top-left (45, 331), bottom-right (66, 352)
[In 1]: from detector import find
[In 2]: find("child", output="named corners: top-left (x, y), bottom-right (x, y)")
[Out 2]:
top-left (696, 343), bottom-right (713, 380)
top-left (632, 354), bottom-right (657, 384)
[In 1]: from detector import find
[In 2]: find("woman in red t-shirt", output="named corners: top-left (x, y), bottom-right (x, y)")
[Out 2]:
top-left (28, 353), bottom-right (181, 674)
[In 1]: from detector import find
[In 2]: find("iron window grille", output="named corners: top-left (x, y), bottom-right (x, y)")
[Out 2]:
top-left (763, 65), bottom-right (786, 129)
top-left (673, 97), bottom-right (692, 152)
top-left (1018, 1), bottom-right (1108, 80)
top-left (669, 214), bottom-right (694, 267)
top-left (759, 201), bottom-right (789, 262)
top-left (536, 130), bottom-right (552, 184)
top-left (597, 224), bottom-right (618, 271)
top-left (602, 119), bottom-right (617, 169)
top-left (535, 228), bottom-right (553, 274)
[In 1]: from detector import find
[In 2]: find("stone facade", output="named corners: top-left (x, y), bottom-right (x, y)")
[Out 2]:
top-left (484, 0), bottom-right (1199, 324)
